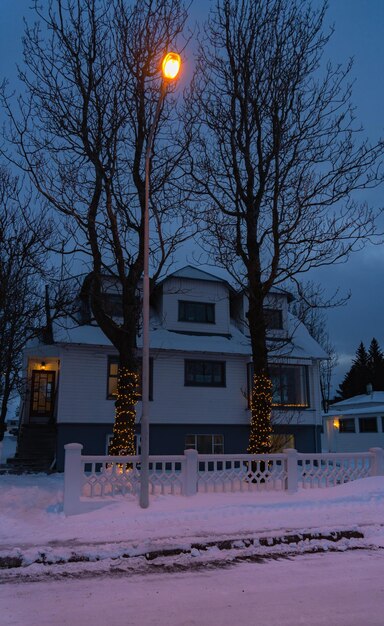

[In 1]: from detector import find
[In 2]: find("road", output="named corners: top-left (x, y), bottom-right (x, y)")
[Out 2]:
top-left (1, 549), bottom-right (383, 625)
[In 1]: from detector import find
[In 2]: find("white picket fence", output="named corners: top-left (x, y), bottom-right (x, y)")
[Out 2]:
top-left (63, 443), bottom-right (384, 515)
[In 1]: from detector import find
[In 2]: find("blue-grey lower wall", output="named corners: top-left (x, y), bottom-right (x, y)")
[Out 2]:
top-left (273, 424), bottom-right (322, 454)
top-left (56, 422), bottom-right (321, 471)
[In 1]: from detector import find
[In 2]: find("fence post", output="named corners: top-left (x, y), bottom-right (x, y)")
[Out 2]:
top-left (369, 448), bottom-right (384, 477)
top-left (64, 443), bottom-right (83, 515)
top-left (183, 449), bottom-right (198, 496)
top-left (284, 448), bottom-right (299, 493)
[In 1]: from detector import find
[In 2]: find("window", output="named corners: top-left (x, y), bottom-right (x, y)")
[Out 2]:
top-left (339, 418), bottom-right (356, 433)
top-left (107, 357), bottom-right (153, 400)
top-left (270, 364), bottom-right (309, 407)
top-left (178, 300), bottom-right (215, 324)
top-left (185, 360), bottom-right (226, 387)
top-left (107, 358), bottom-right (119, 399)
top-left (247, 363), bottom-right (309, 408)
top-left (264, 308), bottom-right (283, 330)
top-left (359, 417), bottom-right (378, 433)
top-left (185, 434), bottom-right (224, 454)
top-left (30, 370), bottom-right (56, 418)
top-left (101, 293), bottom-right (123, 317)
top-left (271, 433), bottom-right (295, 452)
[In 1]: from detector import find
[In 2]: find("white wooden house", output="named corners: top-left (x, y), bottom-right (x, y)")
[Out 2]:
top-left (18, 266), bottom-right (326, 470)
top-left (323, 391), bottom-right (384, 452)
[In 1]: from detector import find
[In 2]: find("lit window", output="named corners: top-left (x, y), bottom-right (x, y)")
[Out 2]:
top-left (185, 434), bottom-right (224, 454)
top-left (247, 363), bottom-right (309, 408)
top-left (178, 301), bottom-right (215, 324)
top-left (107, 357), bottom-right (153, 400)
top-left (185, 360), bottom-right (226, 387)
top-left (270, 433), bottom-right (295, 452)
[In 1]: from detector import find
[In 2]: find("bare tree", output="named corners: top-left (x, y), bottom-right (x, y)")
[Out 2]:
top-left (291, 281), bottom-right (339, 412)
top-left (1, 0), bottom-right (192, 455)
top-left (0, 166), bottom-right (54, 441)
top-left (185, 0), bottom-right (383, 452)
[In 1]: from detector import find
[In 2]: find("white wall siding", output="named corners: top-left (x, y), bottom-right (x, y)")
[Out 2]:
top-left (150, 352), bottom-right (249, 425)
top-left (55, 346), bottom-right (321, 428)
top-left (57, 346), bottom-right (116, 425)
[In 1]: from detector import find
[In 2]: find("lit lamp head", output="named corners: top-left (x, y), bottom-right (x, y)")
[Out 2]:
top-left (162, 52), bottom-right (181, 80)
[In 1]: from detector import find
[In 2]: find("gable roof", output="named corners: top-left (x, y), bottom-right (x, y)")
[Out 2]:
top-left (163, 265), bottom-right (228, 284)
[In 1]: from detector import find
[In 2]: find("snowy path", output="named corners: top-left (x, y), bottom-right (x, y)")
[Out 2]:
top-left (1, 550), bottom-right (384, 626)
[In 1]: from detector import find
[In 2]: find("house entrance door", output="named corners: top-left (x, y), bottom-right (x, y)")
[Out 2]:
top-left (30, 370), bottom-right (56, 421)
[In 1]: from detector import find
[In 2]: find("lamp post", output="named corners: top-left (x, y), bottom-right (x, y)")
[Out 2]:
top-left (140, 52), bottom-right (181, 509)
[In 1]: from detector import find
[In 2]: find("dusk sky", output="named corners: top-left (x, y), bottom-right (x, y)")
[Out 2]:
top-left (0, 0), bottom-right (383, 392)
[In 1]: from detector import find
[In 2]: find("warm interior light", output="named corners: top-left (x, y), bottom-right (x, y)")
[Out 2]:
top-left (162, 52), bottom-right (181, 80)
top-left (40, 361), bottom-right (46, 370)
top-left (333, 418), bottom-right (340, 429)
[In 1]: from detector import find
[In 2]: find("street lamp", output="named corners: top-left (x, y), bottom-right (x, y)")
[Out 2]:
top-left (140, 52), bottom-right (181, 509)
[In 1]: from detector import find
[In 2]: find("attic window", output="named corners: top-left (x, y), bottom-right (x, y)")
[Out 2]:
top-left (178, 301), bottom-right (215, 324)
top-left (101, 293), bottom-right (123, 317)
top-left (264, 308), bottom-right (283, 330)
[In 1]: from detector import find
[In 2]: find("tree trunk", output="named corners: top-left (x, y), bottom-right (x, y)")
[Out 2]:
top-left (108, 346), bottom-right (139, 457)
top-left (247, 283), bottom-right (273, 455)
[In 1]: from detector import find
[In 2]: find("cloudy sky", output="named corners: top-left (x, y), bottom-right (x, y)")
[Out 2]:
top-left (0, 0), bottom-right (383, 393)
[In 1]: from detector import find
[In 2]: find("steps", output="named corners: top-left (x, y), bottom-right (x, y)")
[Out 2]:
top-left (5, 424), bottom-right (56, 473)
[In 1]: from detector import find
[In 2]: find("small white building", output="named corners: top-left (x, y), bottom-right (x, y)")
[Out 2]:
top-left (323, 392), bottom-right (384, 452)
top-left (18, 266), bottom-right (326, 470)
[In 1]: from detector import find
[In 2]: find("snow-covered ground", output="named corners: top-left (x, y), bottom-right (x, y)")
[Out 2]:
top-left (1, 471), bottom-right (384, 624)
top-left (1, 471), bottom-right (384, 566)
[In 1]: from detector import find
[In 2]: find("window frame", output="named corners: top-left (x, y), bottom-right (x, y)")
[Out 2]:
top-left (247, 363), bottom-right (310, 408)
top-left (339, 418), bottom-right (356, 433)
top-left (263, 307), bottom-right (283, 330)
top-left (184, 359), bottom-right (226, 387)
top-left (101, 292), bottom-right (123, 317)
top-left (178, 300), bottom-right (215, 324)
top-left (107, 356), bottom-right (153, 401)
top-left (358, 417), bottom-right (378, 433)
top-left (184, 433), bottom-right (224, 454)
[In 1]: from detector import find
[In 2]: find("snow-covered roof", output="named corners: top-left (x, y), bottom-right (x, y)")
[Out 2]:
top-left (269, 313), bottom-right (327, 360)
top-left (324, 392), bottom-right (384, 418)
top-left (330, 392), bottom-right (384, 407)
top-left (49, 312), bottom-right (325, 361)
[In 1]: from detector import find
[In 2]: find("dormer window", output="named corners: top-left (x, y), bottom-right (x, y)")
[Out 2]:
top-left (264, 308), bottom-right (283, 330)
top-left (178, 300), bottom-right (215, 324)
top-left (101, 293), bottom-right (123, 317)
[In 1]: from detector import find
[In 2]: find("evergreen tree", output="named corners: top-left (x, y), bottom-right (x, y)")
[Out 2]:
top-left (368, 338), bottom-right (384, 391)
top-left (337, 342), bottom-right (370, 399)
top-left (337, 339), bottom-right (384, 399)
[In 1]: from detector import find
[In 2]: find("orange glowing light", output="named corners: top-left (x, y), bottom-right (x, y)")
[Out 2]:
top-left (162, 52), bottom-right (181, 80)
